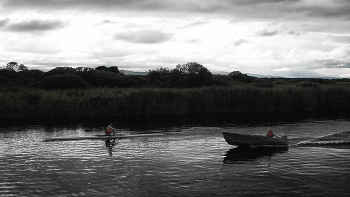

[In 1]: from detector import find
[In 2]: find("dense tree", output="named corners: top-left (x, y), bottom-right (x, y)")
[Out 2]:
top-left (174, 62), bottom-right (213, 87)
top-left (146, 63), bottom-right (214, 88)
top-left (41, 74), bottom-right (90, 90)
top-left (147, 67), bottom-right (171, 87)
top-left (0, 72), bottom-right (11, 83)
top-left (40, 67), bottom-right (76, 80)
top-left (82, 69), bottom-right (137, 88)
top-left (175, 62), bottom-right (210, 75)
top-left (95, 66), bottom-right (120, 74)
top-left (3, 62), bottom-right (331, 90)
top-left (228, 71), bottom-right (256, 83)
top-left (74, 67), bottom-right (94, 79)
top-left (108, 66), bottom-right (121, 74)
top-left (18, 64), bottom-right (28, 72)
top-left (95, 66), bottom-right (108, 71)
top-left (0, 68), bottom-right (15, 79)
top-left (212, 74), bottom-right (235, 86)
top-left (128, 75), bottom-right (148, 87)
top-left (0, 63), bottom-right (38, 87)
top-left (75, 67), bottom-right (94, 73)
top-left (16, 70), bottom-right (37, 86)
top-left (5, 62), bottom-right (28, 72)
top-left (6, 62), bottom-right (18, 71)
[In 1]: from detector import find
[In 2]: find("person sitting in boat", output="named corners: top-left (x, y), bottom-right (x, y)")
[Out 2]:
top-left (106, 123), bottom-right (116, 136)
top-left (266, 128), bottom-right (276, 137)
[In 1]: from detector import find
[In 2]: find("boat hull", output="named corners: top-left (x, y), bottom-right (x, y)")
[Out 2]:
top-left (222, 131), bottom-right (288, 147)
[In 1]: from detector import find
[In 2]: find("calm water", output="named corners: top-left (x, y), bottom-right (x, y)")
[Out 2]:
top-left (1, 119), bottom-right (350, 197)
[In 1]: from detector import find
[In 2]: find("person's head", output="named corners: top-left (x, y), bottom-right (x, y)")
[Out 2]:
top-left (268, 127), bottom-right (272, 132)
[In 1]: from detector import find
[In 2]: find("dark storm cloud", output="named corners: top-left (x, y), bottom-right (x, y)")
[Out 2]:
top-left (3, 19), bottom-right (66, 32)
top-left (302, 1), bottom-right (350, 19)
top-left (257, 28), bottom-right (301, 37)
top-left (233, 0), bottom-right (300, 5)
top-left (1, 0), bottom-right (296, 13)
top-left (2, 0), bottom-right (350, 21)
top-left (0, 18), bottom-right (9, 27)
top-left (258, 29), bottom-right (280, 37)
top-left (1, 0), bottom-right (168, 12)
top-left (115, 30), bottom-right (173, 44)
top-left (328, 35), bottom-right (350, 43)
top-left (315, 59), bottom-right (350, 69)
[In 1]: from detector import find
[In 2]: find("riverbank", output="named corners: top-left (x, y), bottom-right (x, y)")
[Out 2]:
top-left (1, 84), bottom-right (350, 121)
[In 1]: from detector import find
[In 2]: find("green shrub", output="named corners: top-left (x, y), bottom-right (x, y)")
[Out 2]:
top-left (253, 83), bottom-right (274, 88)
top-left (296, 82), bottom-right (320, 88)
top-left (41, 74), bottom-right (90, 90)
top-left (1, 85), bottom-right (350, 119)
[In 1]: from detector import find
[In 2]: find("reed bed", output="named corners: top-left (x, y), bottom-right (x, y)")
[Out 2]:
top-left (1, 85), bottom-right (350, 119)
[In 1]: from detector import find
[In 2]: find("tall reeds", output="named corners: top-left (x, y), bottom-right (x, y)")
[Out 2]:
top-left (1, 85), bottom-right (350, 120)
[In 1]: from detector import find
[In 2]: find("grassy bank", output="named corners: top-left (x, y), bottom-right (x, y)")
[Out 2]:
top-left (1, 85), bottom-right (350, 120)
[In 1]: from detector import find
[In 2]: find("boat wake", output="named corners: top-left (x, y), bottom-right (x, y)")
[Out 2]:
top-left (296, 131), bottom-right (350, 149)
top-left (223, 146), bottom-right (288, 164)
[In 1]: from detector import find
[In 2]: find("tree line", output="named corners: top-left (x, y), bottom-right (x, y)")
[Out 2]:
top-left (2, 61), bottom-right (348, 91)
top-left (2, 62), bottom-right (350, 120)
top-left (0, 62), bottom-right (259, 90)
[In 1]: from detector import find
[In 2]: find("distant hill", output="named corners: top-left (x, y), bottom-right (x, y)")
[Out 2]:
top-left (208, 71), bottom-right (284, 78)
top-left (121, 70), bottom-right (284, 78)
top-left (121, 70), bottom-right (148, 75)
top-left (246, 73), bottom-right (285, 78)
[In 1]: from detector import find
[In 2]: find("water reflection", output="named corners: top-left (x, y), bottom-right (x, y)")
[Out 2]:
top-left (2, 120), bottom-right (350, 196)
top-left (105, 139), bottom-right (117, 155)
top-left (223, 146), bottom-right (288, 164)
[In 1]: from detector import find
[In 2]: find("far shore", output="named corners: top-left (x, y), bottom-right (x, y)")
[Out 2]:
top-left (1, 85), bottom-right (350, 121)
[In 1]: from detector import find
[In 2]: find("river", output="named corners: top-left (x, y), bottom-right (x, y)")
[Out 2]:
top-left (1, 117), bottom-right (350, 196)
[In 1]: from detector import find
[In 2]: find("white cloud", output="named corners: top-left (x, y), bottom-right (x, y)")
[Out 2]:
top-left (328, 47), bottom-right (350, 59)
top-left (273, 67), bottom-right (293, 72)
top-left (0, 1), bottom-right (349, 77)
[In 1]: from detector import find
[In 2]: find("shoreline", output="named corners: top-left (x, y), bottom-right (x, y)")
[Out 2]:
top-left (1, 110), bottom-right (349, 129)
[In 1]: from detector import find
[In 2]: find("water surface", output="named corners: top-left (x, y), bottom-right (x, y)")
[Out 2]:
top-left (1, 119), bottom-right (350, 196)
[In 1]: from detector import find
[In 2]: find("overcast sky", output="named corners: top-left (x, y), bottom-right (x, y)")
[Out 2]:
top-left (0, 0), bottom-right (349, 77)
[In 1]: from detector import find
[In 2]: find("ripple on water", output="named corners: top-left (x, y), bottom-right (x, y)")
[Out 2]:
top-left (1, 121), bottom-right (350, 196)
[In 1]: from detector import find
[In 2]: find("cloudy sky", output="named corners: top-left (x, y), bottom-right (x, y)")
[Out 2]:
top-left (0, 0), bottom-right (349, 78)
